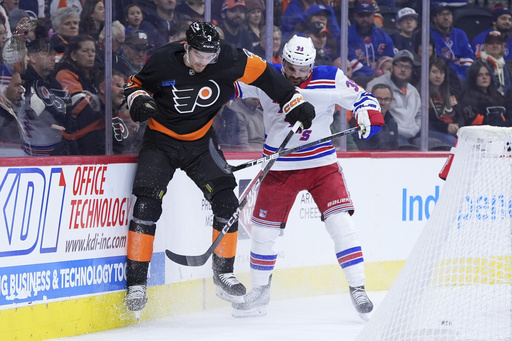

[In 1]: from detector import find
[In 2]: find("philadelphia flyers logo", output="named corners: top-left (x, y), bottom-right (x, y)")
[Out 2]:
top-left (172, 80), bottom-right (221, 114)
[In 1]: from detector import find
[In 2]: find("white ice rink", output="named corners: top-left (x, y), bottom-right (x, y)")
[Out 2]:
top-left (50, 291), bottom-right (387, 341)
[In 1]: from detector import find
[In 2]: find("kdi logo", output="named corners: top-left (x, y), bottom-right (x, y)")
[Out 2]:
top-left (0, 168), bottom-right (66, 257)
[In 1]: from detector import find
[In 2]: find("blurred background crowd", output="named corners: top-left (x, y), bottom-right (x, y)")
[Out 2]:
top-left (0, 0), bottom-right (511, 156)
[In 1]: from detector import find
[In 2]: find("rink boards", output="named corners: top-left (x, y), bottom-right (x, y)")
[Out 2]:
top-left (0, 152), bottom-right (448, 340)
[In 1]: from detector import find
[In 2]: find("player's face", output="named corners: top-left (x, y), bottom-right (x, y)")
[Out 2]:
top-left (187, 47), bottom-right (218, 73)
top-left (282, 60), bottom-right (312, 86)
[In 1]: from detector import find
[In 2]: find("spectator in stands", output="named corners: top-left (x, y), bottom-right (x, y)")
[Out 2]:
top-left (49, 0), bottom-right (82, 18)
top-left (212, 104), bottom-right (240, 147)
top-left (114, 30), bottom-right (152, 80)
top-left (79, 0), bottom-right (105, 42)
top-left (1, 0), bottom-right (18, 17)
top-left (18, 0), bottom-right (40, 18)
top-left (0, 2), bottom-right (10, 39)
top-left (175, 0), bottom-right (205, 22)
top-left (428, 57), bottom-right (463, 147)
top-left (391, 7), bottom-right (418, 54)
top-left (0, 17), bottom-right (8, 64)
top-left (50, 7), bottom-right (80, 62)
top-left (460, 60), bottom-right (512, 127)
top-left (351, 83), bottom-right (399, 150)
top-left (229, 97), bottom-right (264, 150)
top-left (8, 9), bottom-right (30, 43)
top-left (142, 0), bottom-right (179, 50)
top-left (0, 66), bottom-right (22, 144)
top-left (168, 20), bottom-right (190, 43)
top-left (19, 37), bottom-right (70, 156)
top-left (94, 20), bottom-right (125, 72)
top-left (472, 5), bottom-right (512, 62)
top-left (430, 3), bottom-right (474, 81)
top-left (476, 31), bottom-right (511, 97)
top-left (304, 21), bottom-right (335, 66)
top-left (374, 55), bottom-right (392, 78)
top-left (97, 70), bottom-right (145, 154)
top-left (281, 1), bottom-right (339, 44)
top-left (367, 49), bottom-right (421, 148)
top-left (218, 0), bottom-right (253, 51)
top-left (348, 0), bottom-right (394, 84)
top-left (252, 25), bottom-right (282, 63)
top-left (53, 34), bottom-right (104, 155)
top-left (245, 0), bottom-right (264, 50)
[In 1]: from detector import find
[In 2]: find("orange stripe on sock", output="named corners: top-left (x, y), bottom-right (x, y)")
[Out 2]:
top-left (127, 231), bottom-right (154, 262)
top-left (213, 230), bottom-right (238, 258)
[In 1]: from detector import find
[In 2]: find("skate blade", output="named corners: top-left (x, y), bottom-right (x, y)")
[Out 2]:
top-left (358, 312), bottom-right (369, 322)
top-left (133, 310), bottom-right (142, 320)
top-left (232, 306), bottom-right (267, 318)
top-left (216, 286), bottom-right (244, 304)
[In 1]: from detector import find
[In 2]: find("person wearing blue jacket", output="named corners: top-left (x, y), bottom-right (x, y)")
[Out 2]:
top-left (472, 5), bottom-right (512, 62)
top-left (281, 0), bottom-right (340, 43)
top-left (348, 0), bottom-right (395, 79)
top-left (430, 3), bottom-right (474, 80)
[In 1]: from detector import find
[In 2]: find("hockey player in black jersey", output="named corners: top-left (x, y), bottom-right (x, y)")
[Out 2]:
top-left (123, 21), bottom-right (315, 316)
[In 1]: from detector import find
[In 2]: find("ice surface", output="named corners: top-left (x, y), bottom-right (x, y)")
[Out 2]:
top-left (49, 291), bottom-right (388, 341)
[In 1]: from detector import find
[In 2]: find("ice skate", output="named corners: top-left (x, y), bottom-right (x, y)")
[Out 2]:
top-left (126, 284), bottom-right (147, 319)
top-left (349, 285), bottom-right (373, 321)
top-left (213, 270), bottom-right (246, 303)
top-left (232, 278), bottom-right (271, 318)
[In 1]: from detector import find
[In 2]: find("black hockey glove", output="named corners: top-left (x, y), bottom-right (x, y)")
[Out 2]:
top-left (130, 95), bottom-right (158, 122)
top-left (283, 92), bottom-right (315, 129)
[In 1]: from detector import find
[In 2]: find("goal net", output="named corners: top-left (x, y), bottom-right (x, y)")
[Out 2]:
top-left (357, 126), bottom-right (512, 341)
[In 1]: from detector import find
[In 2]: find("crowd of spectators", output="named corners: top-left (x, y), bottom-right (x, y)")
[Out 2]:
top-left (0, 0), bottom-right (511, 157)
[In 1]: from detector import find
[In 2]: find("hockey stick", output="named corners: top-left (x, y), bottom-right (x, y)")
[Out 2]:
top-left (165, 121), bottom-right (302, 266)
top-left (210, 125), bottom-right (362, 174)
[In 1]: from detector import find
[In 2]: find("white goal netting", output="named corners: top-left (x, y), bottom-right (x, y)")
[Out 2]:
top-left (357, 126), bottom-right (512, 341)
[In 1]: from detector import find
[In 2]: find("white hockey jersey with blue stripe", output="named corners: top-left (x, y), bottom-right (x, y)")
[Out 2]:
top-left (234, 64), bottom-right (380, 171)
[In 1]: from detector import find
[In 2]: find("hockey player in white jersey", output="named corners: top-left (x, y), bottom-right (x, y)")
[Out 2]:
top-left (231, 35), bottom-right (384, 320)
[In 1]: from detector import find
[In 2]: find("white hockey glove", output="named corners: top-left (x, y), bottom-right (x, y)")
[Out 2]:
top-left (356, 109), bottom-right (384, 139)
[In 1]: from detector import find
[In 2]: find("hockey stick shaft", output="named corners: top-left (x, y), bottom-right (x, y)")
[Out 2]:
top-left (212, 125), bottom-right (361, 174)
top-left (165, 121), bottom-right (302, 266)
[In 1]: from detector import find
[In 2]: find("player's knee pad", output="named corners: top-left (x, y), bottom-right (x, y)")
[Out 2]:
top-left (203, 177), bottom-right (236, 202)
top-left (132, 194), bottom-right (163, 222)
top-left (210, 188), bottom-right (238, 218)
top-left (251, 225), bottom-right (281, 255)
top-left (324, 211), bottom-right (358, 242)
top-left (211, 189), bottom-right (238, 233)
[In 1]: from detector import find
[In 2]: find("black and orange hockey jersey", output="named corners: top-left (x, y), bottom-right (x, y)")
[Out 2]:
top-left (124, 40), bottom-right (296, 141)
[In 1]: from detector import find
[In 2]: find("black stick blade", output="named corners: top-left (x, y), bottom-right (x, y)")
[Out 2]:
top-left (208, 139), bottom-right (233, 174)
top-left (165, 249), bottom-right (208, 267)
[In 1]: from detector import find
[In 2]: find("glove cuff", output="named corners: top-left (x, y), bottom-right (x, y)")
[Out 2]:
top-left (282, 92), bottom-right (305, 115)
top-left (127, 90), bottom-right (151, 108)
